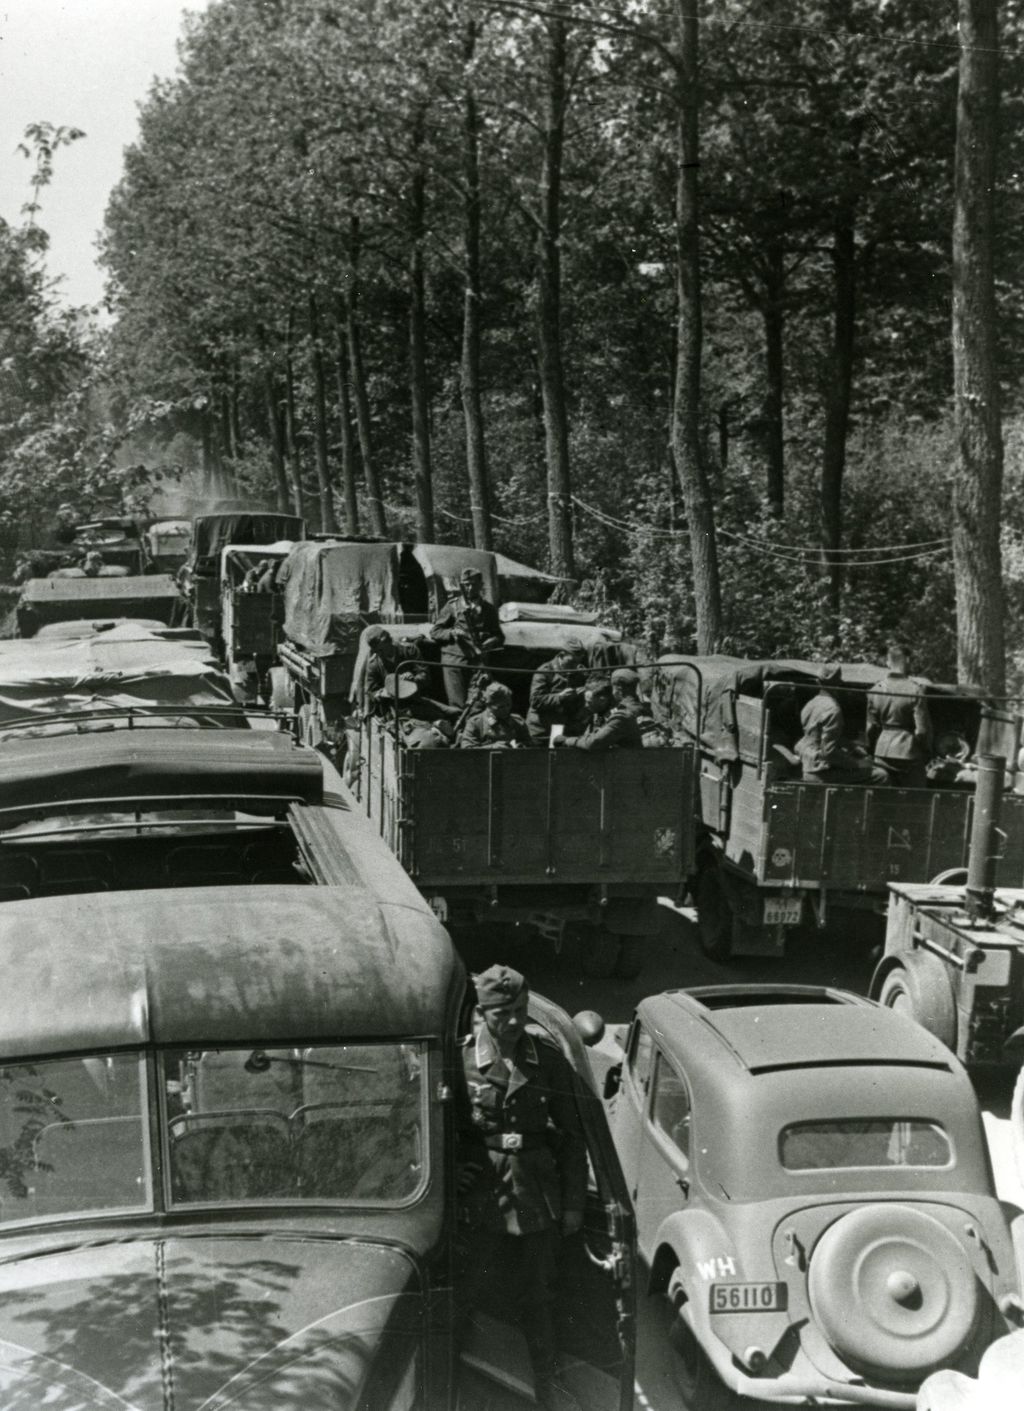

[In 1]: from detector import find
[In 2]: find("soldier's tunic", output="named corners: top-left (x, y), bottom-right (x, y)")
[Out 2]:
top-left (797, 690), bottom-right (887, 784)
top-left (364, 640), bottom-right (427, 713)
top-left (867, 670), bottom-right (932, 787)
top-left (526, 656), bottom-right (587, 745)
top-left (560, 703), bottom-right (642, 751)
top-left (456, 1022), bottom-right (587, 1380)
top-left (429, 595), bottom-right (504, 707)
top-left (457, 707), bottom-right (532, 749)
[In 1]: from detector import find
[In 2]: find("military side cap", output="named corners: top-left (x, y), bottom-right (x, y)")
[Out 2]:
top-left (474, 964), bottom-right (527, 1008)
top-left (611, 667), bottom-right (639, 688)
top-left (365, 625), bottom-right (391, 646)
top-left (483, 680), bottom-right (512, 702)
top-left (460, 566), bottom-right (483, 584)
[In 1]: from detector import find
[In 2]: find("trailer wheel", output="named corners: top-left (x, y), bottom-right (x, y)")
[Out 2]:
top-left (580, 927), bottom-right (621, 979)
top-left (692, 868), bottom-right (733, 962)
top-left (613, 937), bottom-right (645, 982)
top-left (877, 955), bottom-right (957, 1050)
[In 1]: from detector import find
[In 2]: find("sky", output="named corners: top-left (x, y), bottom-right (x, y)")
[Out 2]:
top-left (0, 0), bottom-right (211, 309)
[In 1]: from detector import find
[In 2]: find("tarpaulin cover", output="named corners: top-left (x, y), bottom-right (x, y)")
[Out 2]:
top-left (494, 552), bottom-right (569, 604)
top-left (498, 602), bottom-right (600, 624)
top-left (16, 575), bottom-right (183, 634)
top-left (188, 513), bottom-right (305, 576)
top-left (280, 540), bottom-right (402, 656)
top-left (410, 543), bottom-right (499, 609)
top-left (649, 654), bottom-right (888, 760)
top-left (0, 622), bottom-right (237, 734)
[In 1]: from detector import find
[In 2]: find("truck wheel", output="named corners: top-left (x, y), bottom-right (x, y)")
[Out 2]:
top-left (613, 937), bottom-right (645, 981)
top-left (580, 927), bottom-right (621, 980)
top-left (664, 1270), bottom-right (738, 1410)
top-left (877, 955), bottom-right (957, 1050)
top-left (693, 868), bottom-right (733, 962)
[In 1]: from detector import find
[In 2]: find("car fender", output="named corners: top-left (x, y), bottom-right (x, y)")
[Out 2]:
top-left (652, 1208), bottom-right (794, 1368)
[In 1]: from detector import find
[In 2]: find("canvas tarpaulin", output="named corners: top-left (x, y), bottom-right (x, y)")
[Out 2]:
top-left (280, 541), bottom-right (403, 657)
top-left (188, 513), bottom-right (305, 575)
top-left (410, 544), bottom-right (500, 610)
top-left (0, 623), bottom-right (238, 734)
top-left (494, 552), bottom-right (569, 605)
top-left (16, 574), bottom-right (184, 635)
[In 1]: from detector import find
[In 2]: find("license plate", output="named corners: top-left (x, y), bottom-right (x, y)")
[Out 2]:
top-left (710, 1281), bottom-right (787, 1314)
top-left (763, 897), bottom-right (802, 926)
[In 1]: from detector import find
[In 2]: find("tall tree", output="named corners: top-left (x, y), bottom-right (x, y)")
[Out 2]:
top-left (952, 0), bottom-right (1005, 691)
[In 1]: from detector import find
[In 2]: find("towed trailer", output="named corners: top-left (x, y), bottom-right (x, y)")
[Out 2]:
top-left (650, 653), bottom-right (1024, 959)
top-left (352, 656), bottom-right (697, 980)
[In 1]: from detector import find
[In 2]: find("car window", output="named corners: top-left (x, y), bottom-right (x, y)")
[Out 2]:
top-left (627, 1022), bottom-right (654, 1091)
top-left (780, 1119), bottom-right (952, 1170)
top-left (0, 1053), bottom-right (152, 1226)
top-left (650, 1053), bottom-right (691, 1160)
top-left (164, 1042), bottom-right (426, 1206)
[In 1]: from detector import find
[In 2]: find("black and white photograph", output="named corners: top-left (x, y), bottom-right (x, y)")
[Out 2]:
top-left (1, 2), bottom-right (1024, 1407)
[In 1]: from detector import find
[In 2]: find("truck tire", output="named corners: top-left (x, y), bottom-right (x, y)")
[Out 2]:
top-left (693, 868), bottom-right (733, 962)
top-left (877, 955), bottom-right (957, 1051)
top-left (613, 937), bottom-right (645, 981)
top-left (580, 927), bottom-right (621, 980)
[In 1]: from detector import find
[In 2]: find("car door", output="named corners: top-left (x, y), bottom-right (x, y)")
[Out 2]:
top-left (635, 1049), bottom-right (693, 1260)
top-left (610, 1018), bottom-right (654, 1203)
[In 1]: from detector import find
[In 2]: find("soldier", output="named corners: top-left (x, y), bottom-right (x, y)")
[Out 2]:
top-left (457, 680), bottom-right (532, 749)
top-left (363, 627), bottom-right (428, 713)
top-left (378, 674), bottom-right (459, 749)
top-left (526, 636), bottom-right (589, 745)
top-left (796, 664), bottom-right (889, 785)
top-left (552, 678), bottom-right (642, 751)
top-left (456, 964), bottom-right (586, 1411)
top-left (82, 550), bottom-right (105, 577)
top-left (866, 644), bottom-right (933, 788)
top-left (429, 566), bottom-right (504, 708)
top-left (609, 666), bottom-right (643, 718)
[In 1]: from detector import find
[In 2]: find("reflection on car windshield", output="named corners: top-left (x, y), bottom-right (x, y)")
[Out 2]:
top-left (164, 1044), bottom-right (425, 1205)
top-left (0, 1054), bottom-right (151, 1226)
top-left (780, 1118), bottom-right (951, 1170)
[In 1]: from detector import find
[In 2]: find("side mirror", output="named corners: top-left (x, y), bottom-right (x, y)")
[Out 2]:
top-left (603, 1064), bottom-right (622, 1101)
top-left (573, 1009), bottom-right (606, 1047)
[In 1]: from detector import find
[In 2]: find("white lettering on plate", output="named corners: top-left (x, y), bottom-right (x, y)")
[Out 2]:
top-left (697, 1255), bottom-right (736, 1280)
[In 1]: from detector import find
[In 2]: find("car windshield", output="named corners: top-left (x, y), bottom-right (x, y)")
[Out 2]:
top-left (0, 1053), bottom-right (152, 1226)
top-left (164, 1044), bottom-right (425, 1206)
top-left (0, 1043), bottom-right (426, 1228)
top-left (780, 1118), bottom-right (952, 1171)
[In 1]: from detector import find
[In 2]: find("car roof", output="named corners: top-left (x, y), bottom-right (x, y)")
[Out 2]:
top-left (0, 885), bottom-right (462, 1059)
top-left (0, 728), bottom-right (323, 826)
top-left (639, 985), bottom-right (955, 1074)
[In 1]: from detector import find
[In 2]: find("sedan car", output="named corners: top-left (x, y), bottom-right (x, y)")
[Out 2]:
top-left (606, 984), bottom-right (1024, 1408)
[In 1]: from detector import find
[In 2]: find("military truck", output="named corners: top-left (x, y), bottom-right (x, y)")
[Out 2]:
top-left (650, 654), bottom-right (1024, 959)
top-left (15, 573), bottom-right (184, 637)
top-left (180, 510), bottom-right (305, 649)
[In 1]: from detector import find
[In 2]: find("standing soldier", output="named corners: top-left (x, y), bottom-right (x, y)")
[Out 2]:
top-left (430, 567), bottom-right (504, 707)
top-left (526, 636), bottom-right (589, 745)
top-left (867, 644), bottom-right (933, 788)
top-left (456, 964), bottom-right (586, 1411)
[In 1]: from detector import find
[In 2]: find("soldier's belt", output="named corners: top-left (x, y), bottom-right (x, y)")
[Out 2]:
top-left (482, 1132), bottom-right (548, 1152)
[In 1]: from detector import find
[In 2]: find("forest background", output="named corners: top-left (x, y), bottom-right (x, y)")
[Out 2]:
top-left (2, 0), bottom-right (1022, 684)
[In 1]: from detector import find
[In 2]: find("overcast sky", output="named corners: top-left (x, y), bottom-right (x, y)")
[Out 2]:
top-left (0, 0), bottom-right (211, 308)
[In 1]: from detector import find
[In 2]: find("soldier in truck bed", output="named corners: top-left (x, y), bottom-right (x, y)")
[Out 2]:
top-left (363, 627), bottom-right (429, 713)
top-left (866, 644), bottom-right (933, 789)
top-left (796, 664), bottom-right (889, 785)
top-left (526, 636), bottom-right (589, 745)
top-left (552, 677), bottom-right (642, 751)
top-left (429, 567), bottom-right (504, 708)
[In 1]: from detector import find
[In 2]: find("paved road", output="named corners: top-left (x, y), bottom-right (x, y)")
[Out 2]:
top-left (456, 901), bottom-right (1024, 1410)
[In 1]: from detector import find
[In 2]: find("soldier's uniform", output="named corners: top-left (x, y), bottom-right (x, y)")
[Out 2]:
top-left (455, 966), bottom-right (587, 1406)
top-left (429, 569), bottom-right (504, 708)
top-left (797, 670), bottom-right (888, 785)
top-left (866, 670), bottom-right (932, 788)
top-left (559, 702), bottom-right (642, 751)
top-left (364, 639), bottom-right (428, 713)
top-left (526, 643), bottom-right (588, 745)
top-left (457, 706), bottom-right (532, 749)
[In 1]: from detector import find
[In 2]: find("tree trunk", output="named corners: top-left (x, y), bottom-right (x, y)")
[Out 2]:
top-left (262, 365), bottom-right (291, 513)
top-left (307, 293), bottom-right (338, 533)
top-left (952, 0), bottom-right (1005, 692)
top-left (408, 110), bottom-right (435, 543)
top-left (671, 1), bottom-right (722, 653)
top-left (460, 15), bottom-right (493, 551)
top-left (819, 208), bottom-right (856, 637)
top-left (333, 306), bottom-right (360, 535)
top-left (762, 243), bottom-right (785, 516)
top-left (347, 216), bottom-right (387, 536)
top-left (283, 315), bottom-right (306, 520)
top-left (537, 5), bottom-right (574, 581)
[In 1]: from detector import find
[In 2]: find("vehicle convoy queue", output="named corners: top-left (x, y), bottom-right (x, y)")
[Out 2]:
top-left (2, 507), bottom-right (1024, 1408)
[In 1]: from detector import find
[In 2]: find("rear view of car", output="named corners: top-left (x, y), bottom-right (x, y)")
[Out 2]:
top-left (609, 985), bottom-right (1024, 1407)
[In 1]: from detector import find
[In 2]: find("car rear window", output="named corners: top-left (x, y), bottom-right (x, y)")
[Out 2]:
top-left (780, 1119), bottom-right (952, 1170)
